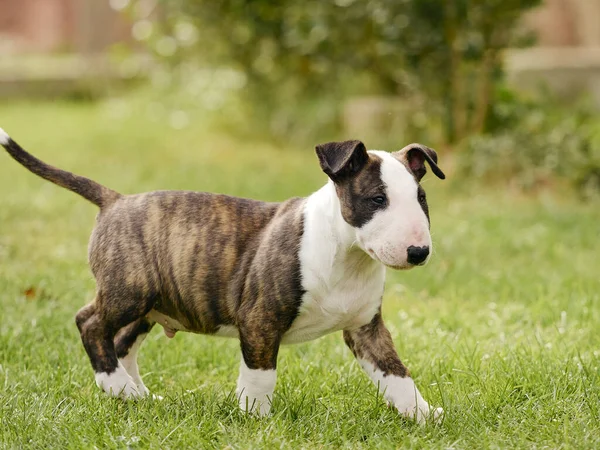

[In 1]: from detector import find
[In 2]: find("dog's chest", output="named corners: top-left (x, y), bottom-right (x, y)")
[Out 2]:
top-left (282, 256), bottom-right (385, 345)
top-left (281, 196), bottom-right (387, 345)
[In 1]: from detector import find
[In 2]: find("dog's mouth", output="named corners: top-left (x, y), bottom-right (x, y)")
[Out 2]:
top-left (365, 247), bottom-right (414, 271)
top-left (385, 263), bottom-right (415, 271)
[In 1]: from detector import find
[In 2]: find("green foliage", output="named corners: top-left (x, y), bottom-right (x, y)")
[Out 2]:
top-left (460, 88), bottom-right (600, 197)
top-left (122, 0), bottom-right (541, 143)
top-left (401, 0), bottom-right (541, 142)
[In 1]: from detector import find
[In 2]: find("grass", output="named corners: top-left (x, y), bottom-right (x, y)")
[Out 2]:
top-left (0, 97), bottom-right (599, 449)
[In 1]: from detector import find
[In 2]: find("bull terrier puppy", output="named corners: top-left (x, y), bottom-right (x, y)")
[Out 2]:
top-left (1, 129), bottom-right (445, 423)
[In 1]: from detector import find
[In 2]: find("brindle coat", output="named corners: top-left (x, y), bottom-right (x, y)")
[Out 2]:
top-left (1, 135), bottom-right (309, 375)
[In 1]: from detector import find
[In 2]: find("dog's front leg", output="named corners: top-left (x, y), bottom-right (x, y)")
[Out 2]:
top-left (344, 312), bottom-right (443, 424)
top-left (235, 328), bottom-right (279, 417)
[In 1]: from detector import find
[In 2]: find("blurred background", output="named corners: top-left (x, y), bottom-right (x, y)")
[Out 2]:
top-left (1, 0), bottom-right (600, 196)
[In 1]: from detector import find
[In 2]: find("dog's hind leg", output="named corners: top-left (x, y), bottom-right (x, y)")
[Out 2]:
top-left (75, 302), bottom-right (96, 333)
top-left (115, 318), bottom-right (155, 396)
top-left (77, 291), bottom-right (153, 399)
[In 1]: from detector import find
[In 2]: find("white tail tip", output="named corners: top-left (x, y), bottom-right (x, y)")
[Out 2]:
top-left (0, 128), bottom-right (9, 145)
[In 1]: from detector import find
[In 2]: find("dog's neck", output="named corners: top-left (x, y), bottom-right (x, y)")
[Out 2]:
top-left (303, 181), bottom-right (381, 277)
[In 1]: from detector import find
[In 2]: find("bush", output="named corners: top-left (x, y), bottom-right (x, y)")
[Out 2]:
top-left (459, 89), bottom-right (600, 198)
top-left (118, 0), bottom-right (541, 144)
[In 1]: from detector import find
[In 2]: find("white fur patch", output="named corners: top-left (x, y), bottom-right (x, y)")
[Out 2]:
top-left (356, 151), bottom-right (432, 269)
top-left (95, 363), bottom-right (142, 399)
top-left (236, 357), bottom-right (276, 416)
top-left (0, 128), bottom-right (9, 145)
top-left (286, 183), bottom-right (385, 344)
top-left (358, 358), bottom-right (443, 424)
top-left (119, 333), bottom-right (150, 396)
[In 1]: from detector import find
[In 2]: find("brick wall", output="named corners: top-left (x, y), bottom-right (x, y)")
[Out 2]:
top-left (524, 0), bottom-right (600, 47)
top-left (0, 0), bottom-right (130, 54)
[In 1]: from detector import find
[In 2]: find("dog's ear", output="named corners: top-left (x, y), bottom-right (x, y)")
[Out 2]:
top-left (315, 140), bottom-right (369, 182)
top-left (394, 143), bottom-right (446, 181)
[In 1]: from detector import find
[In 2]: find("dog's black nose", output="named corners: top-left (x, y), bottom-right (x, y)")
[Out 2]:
top-left (407, 246), bottom-right (429, 265)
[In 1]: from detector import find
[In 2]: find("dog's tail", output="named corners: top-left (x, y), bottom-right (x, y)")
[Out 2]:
top-left (1, 128), bottom-right (120, 208)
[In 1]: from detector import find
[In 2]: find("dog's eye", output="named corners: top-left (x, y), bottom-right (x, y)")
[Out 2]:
top-left (418, 191), bottom-right (426, 202)
top-left (371, 195), bottom-right (387, 206)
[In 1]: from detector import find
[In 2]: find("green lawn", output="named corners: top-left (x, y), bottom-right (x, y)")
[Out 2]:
top-left (1, 98), bottom-right (599, 449)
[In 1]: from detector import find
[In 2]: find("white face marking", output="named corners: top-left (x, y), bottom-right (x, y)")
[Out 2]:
top-left (358, 358), bottom-right (443, 424)
top-left (236, 357), bottom-right (276, 416)
top-left (119, 333), bottom-right (150, 396)
top-left (0, 128), bottom-right (9, 145)
top-left (95, 363), bottom-right (144, 399)
top-left (355, 151), bottom-right (432, 269)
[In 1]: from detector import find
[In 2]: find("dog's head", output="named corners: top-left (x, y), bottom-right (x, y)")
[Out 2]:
top-left (316, 140), bottom-right (445, 270)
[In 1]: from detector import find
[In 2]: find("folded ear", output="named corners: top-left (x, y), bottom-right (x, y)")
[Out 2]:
top-left (394, 143), bottom-right (446, 181)
top-left (315, 140), bottom-right (369, 182)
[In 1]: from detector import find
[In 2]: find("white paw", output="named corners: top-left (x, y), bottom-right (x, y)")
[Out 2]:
top-left (236, 359), bottom-right (276, 417)
top-left (119, 357), bottom-right (150, 397)
top-left (134, 382), bottom-right (150, 397)
top-left (95, 364), bottom-right (142, 399)
top-left (237, 391), bottom-right (272, 417)
top-left (397, 401), bottom-right (444, 425)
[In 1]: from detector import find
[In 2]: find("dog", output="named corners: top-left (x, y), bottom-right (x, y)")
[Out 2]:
top-left (1, 128), bottom-right (445, 423)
